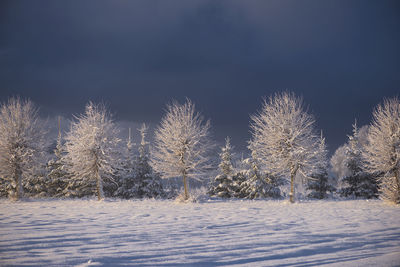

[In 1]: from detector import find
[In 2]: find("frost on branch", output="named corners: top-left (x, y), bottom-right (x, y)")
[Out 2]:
top-left (0, 97), bottom-right (47, 200)
top-left (64, 102), bottom-right (120, 200)
top-left (249, 92), bottom-right (321, 203)
top-left (152, 99), bottom-right (213, 201)
top-left (363, 97), bottom-right (400, 204)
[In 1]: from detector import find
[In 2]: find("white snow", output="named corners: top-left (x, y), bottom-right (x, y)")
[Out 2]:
top-left (1, 199), bottom-right (399, 266)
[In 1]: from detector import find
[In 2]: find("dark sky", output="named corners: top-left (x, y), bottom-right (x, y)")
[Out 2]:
top-left (0, 0), bottom-right (399, 154)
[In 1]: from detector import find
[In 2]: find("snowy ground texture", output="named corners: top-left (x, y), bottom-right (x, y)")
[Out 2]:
top-left (1, 199), bottom-right (399, 267)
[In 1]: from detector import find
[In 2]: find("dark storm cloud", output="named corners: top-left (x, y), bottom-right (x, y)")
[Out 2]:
top-left (0, 0), bottom-right (399, 153)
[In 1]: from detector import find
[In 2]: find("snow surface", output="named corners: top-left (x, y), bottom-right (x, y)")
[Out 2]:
top-left (0, 199), bottom-right (399, 266)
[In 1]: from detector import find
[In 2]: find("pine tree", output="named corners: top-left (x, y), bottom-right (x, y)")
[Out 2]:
top-left (330, 145), bottom-right (349, 187)
top-left (340, 121), bottom-right (378, 199)
top-left (135, 124), bottom-right (164, 198)
top-left (0, 177), bottom-right (12, 198)
top-left (307, 133), bottom-right (335, 199)
top-left (46, 118), bottom-right (71, 197)
top-left (209, 137), bottom-right (240, 198)
top-left (24, 163), bottom-right (48, 197)
top-left (115, 127), bottom-right (138, 199)
top-left (238, 149), bottom-right (282, 199)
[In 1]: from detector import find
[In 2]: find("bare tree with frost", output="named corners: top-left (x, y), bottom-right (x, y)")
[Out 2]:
top-left (152, 99), bottom-right (212, 201)
top-left (249, 92), bottom-right (320, 203)
top-left (363, 97), bottom-right (400, 204)
top-left (65, 102), bottom-right (120, 200)
top-left (0, 97), bottom-right (46, 200)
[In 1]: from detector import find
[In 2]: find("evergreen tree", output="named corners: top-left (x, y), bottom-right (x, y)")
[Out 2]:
top-left (115, 127), bottom-right (138, 199)
top-left (46, 119), bottom-right (71, 197)
top-left (340, 121), bottom-right (378, 199)
top-left (307, 133), bottom-right (335, 199)
top-left (209, 137), bottom-right (240, 198)
top-left (24, 163), bottom-right (48, 197)
top-left (135, 124), bottom-right (164, 198)
top-left (63, 172), bottom-right (97, 198)
top-left (238, 149), bottom-right (282, 199)
top-left (0, 176), bottom-right (12, 198)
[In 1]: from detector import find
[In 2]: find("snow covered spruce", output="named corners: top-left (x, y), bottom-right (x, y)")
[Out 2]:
top-left (152, 99), bottom-right (213, 201)
top-left (208, 137), bottom-right (241, 198)
top-left (46, 117), bottom-right (71, 197)
top-left (116, 124), bottom-right (164, 199)
top-left (209, 137), bottom-right (283, 200)
top-left (306, 132), bottom-right (336, 199)
top-left (338, 121), bottom-right (378, 199)
top-left (237, 149), bottom-right (284, 199)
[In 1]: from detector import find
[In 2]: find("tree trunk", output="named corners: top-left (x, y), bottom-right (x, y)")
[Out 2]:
top-left (96, 169), bottom-right (104, 201)
top-left (15, 164), bottom-right (23, 200)
top-left (183, 171), bottom-right (189, 200)
top-left (180, 151), bottom-right (189, 200)
top-left (290, 171), bottom-right (295, 203)
top-left (395, 168), bottom-right (400, 203)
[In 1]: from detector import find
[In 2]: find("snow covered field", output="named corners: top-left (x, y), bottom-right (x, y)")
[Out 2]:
top-left (0, 199), bottom-right (399, 266)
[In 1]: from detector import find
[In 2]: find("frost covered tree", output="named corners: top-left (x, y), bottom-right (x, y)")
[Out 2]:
top-left (249, 92), bottom-right (320, 203)
top-left (115, 127), bottom-right (138, 199)
top-left (24, 163), bottom-right (48, 197)
top-left (238, 148), bottom-right (283, 199)
top-left (126, 127), bottom-right (134, 171)
top-left (340, 121), bottom-right (378, 199)
top-left (152, 99), bottom-right (212, 201)
top-left (134, 124), bottom-right (164, 198)
top-left (363, 97), bottom-right (400, 203)
top-left (0, 97), bottom-right (46, 200)
top-left (330, 145), bottom-right (349, 186)
top-left (307, 133), bottom-right (335, 199)
top-left (209, 137), bottom-right (240, 198)
top-left (65, 102), bottom-right (120, 200)
top-left (46, 117), bottom-right (70, 197)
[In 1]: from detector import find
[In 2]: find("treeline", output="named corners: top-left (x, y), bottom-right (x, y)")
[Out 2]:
top-left (0, 92), bottom-right (399, 204)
